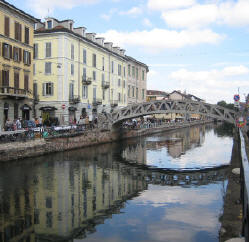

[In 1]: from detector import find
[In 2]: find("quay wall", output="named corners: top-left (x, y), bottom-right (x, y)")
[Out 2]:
top-left (0, 121), bottom-right (212, 162)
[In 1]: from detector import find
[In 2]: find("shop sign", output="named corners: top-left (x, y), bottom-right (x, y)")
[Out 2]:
top-left (62, 104), bottom-right (66, 109)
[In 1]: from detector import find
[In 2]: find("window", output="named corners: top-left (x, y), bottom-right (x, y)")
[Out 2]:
top-left (136, 87), bottom-right (138, 98)
top-left (45, 62), bottom-right (52, 74)
top-left (70, 23), bottom-right (73, 30)
top-left (142, 89), bottom-right (145, 99)
top-left (43, 83), bottom-right (54, 96)
top-left (69, 83), bottom-right (74, 98)
top-left (118, 79), bottom-right (121, 87)
top-left (102, 73), bottom-right (105, 82)
top-left (46, 197), bottom-right (52, 208)
top-left (132, 66), bottom-right (135, 77)
top-left (45, 42), bottom-right (51, 58)
top-left (136, 68), bottom-right (138, 80)
top-left (118, 92), bottom-right (121, 102)
top-left (23, 50), bottom-right (31, 65)
top-left (102, 57), bottom-right (105, 71)
top-left (2, 70), bottom-right (9, 86)
top-left (128, 85), bottom-right (130, 97)
top-left (14, 73), bottom-right (19, 88)
top-left (71, 64), bottom-right (74, 75)
top-left (123, 80), bottom-right (126, 88)
top-left (33, 64), bottom-right (36, 75)
top-left (118, 64), bottom-right (121, 76)
top-left (4, 16), bottom-right (9, 37)
top-left (83, 49), bottom-right (87, 64)
top-left (13, 47), bottom-right (21, 62)
top-left (93, 71), bottom-right (96, 81)
top-left (83, 68), bottom-right (87, 81)
top-left (14, 22), bottom-right (22, 41)
top-left (92, 53), bottom-right (96, 67)
top-left (82, 85), bottom-right (88, 99)
top-left (71, 44), bottom-right (74, 60)
top-left (33, 83), bottom-right (38, 97)
top-left (124, 94), bottom-right (126, 103)
top-left (102, 89), bottom-right (105, 100)
top-left (132, 86), bottom-right (135, 97)
top-left (47, 20), bottom-right (52, 29)
top-left (34, 43), bottom-right (38, 59)
top-left (128, 65), bottom-right (131, 76)
top-left (123, 67), bottom-right (126, 77)
top-left (2, 43), bottom-right (12, 59)
top-left (24, 75), bottom-right (29, 90)
top-left (25, 27), bottom-right (29, 44)
top-left (111, 61), bottom-right (114, 73)
top-left (142, 70), bottom-right (145, 81)
top-left (46, 212), bottom-right (53, 228)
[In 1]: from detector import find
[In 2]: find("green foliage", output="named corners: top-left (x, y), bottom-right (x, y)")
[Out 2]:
top-left (217, 100), bottom-right (235, 110)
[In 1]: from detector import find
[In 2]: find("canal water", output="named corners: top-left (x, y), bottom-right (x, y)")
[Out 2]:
top-left (0, 124), bottom-right (233, 242)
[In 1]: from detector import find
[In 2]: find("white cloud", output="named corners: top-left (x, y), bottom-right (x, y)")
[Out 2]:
top-left (162, 4), bottom-right (218, 29)
top-left (147, 0), bottom-right (196, 11)
top-left (119, 7), bottom-right (143, 17)
top-left (99, 28), bottom-right (222, 52)
top-left (168, 65), bottom-right (249, 103)
top-left (143, 18), bottom-right (153, 28)
top-left (100, 8), bottom-right (118, 21)
top-left (160, 0), bottom-right (249, 29)
top-left (26, 0), bottom-right (99, 18)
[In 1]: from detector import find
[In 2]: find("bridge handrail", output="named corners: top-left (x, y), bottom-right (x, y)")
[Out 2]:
top-left (239, 128), bottom-right (249, 240)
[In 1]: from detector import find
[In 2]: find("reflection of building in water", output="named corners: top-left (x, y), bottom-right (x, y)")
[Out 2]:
top-left (122, 139), bottom-right (147, 164)
top-left (33, 159), bottom-right (147, 240)
top-left (0, 169), bottom-right (35, 242)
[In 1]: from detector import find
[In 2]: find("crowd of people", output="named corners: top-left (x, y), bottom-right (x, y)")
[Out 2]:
top-left (3, 117), bottom-right (43, 131)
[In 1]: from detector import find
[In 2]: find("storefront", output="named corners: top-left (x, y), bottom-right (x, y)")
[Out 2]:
top-left (39, 106), bottom-right (58, 126)
top-left (3, 103), bottom-right (9, 124)
top-left (20, 104), bottom-right (32, 120)
top-left (68, 107), bottom-right (77, 123)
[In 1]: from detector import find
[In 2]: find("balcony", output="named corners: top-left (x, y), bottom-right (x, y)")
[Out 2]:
top-left (102, 81), bottom-right (110, 89)
top-left (93, 98), bottom-right (102, 106)
top-left (82, 77), bottom-right (92, 85)
top-left (69, 95), bottom-right (81, 104)
top-left (110, 100), bottom-right (118, 107)
top-left (0, 86), bottom-right (31, 99)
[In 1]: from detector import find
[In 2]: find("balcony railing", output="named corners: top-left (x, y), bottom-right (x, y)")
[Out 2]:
top-left (69, 95), bottom-right (81, 104)
top-left (93, 98), bottom-right (102, 105)
top-left (110, 100), bottom-right (118, 107)
top-left (0, 86), bottom-right (32, 98)
top-left (82, 77), bottom-right (92, 85)
top-left (102, 81), bottom-right (110, 89)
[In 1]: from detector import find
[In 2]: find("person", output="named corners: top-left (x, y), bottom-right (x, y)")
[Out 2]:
top-left (89, 114), bottom-right (93, 129)
top-left (16, 118), bottom-right (22, 130)
top-left (38, 116), bottom-right (43, 127)
top-left (85, 115), bottom-right (89, 129)
top-left (5, 118), bottom-right (12, 131)
top-left (35, 118), bottom-right (39, 127)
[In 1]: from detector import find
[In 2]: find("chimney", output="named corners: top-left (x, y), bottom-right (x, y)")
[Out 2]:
top-left (113, 47), bottom-right (120, 54)
top-left (95, 37), bottom-right (105, 46)
top-left (104, 42), bottom-right (113, 51)
top-left (86, 33), bottom-right (96, 42)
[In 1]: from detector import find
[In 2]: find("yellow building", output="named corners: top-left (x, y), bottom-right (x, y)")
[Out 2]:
top-left (33, 18), bottom-right (129, 124)
top-left (0, 0), bottom-right (38, 130)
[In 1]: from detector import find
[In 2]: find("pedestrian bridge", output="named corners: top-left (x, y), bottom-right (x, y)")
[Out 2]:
top-left (99, 100), bottom-right (238, 127)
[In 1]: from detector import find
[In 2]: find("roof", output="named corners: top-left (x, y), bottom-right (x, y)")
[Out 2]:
top-left (169, 90), bottom-right (204, 102)
top-left (0, 0), bottom-right (40, 23)
top-left (35, 26), bottom-right (148, 68)
top-left (147, 90), bottom-right (168, 96)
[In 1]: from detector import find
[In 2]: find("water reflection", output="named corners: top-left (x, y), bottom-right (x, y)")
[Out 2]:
top-left (0, 124), bottom-right (233, 242)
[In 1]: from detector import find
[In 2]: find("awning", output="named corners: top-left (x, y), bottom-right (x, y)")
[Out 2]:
top-left (39, 106), bottom-right (57, 111)
top-left (20, 104), bottom-right (32, 110)
top-left (68, 106), bottom-right (77, 111)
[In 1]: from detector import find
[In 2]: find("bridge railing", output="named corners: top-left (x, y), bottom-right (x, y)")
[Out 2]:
top-left (239, 129), bottom-right (249, 241)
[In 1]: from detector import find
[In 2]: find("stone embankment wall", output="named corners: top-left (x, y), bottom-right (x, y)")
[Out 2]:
top-left (0, 121), bottom-right (212, 162)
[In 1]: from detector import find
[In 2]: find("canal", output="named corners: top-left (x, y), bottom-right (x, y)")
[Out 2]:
top-left (0, 123), bottom-right (234, 242)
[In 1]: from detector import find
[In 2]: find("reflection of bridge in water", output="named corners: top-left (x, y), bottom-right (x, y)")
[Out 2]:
top-left (0, 134), bottom-right (229, 242)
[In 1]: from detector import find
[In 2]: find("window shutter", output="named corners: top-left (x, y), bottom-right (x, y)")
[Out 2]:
top-left (2, 43), bottom-right (5, 57)
top-left (51, 83), bottom-right (54, 96)
top-left (9, 45), bottom-right (12, 59)
top-left (19, 48), bottom-right (22, 62)
top-left (19, 24), bottom-right (22, 42)
top-left (23, 49), bottom-right (25, 62)
top-left (42, 83), bottom-right (45, 96)
top-left (28, 52), bottom-right (31, 65)
top-left (5, 17), bottom-right (9, 36)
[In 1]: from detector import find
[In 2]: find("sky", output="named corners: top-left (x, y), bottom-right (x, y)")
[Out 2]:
top-left (7, 0), bottom-right (249, 104)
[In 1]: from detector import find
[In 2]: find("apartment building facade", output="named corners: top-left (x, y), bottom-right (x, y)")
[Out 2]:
top-left (34, 18), bottom-right (128, 124)
top-left (127, 56), bottom-right (148, 105)
top-left (0, 0), bottom-right (38, 129)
